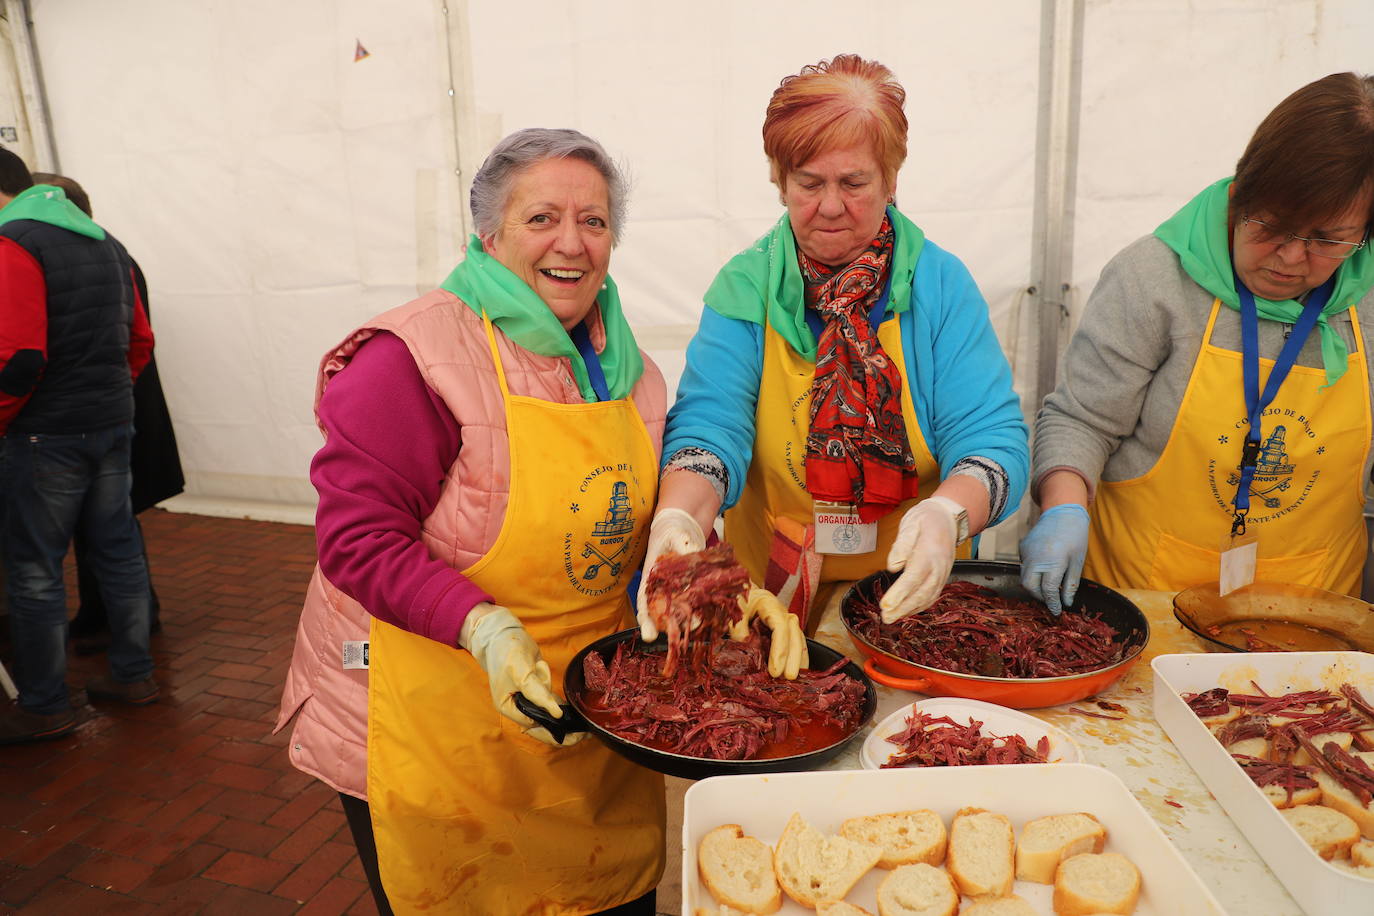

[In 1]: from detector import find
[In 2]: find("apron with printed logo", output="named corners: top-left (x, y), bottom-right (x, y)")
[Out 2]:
top-left (1086, 300), bottom-right (1369, 594)
top-left (367, 314), bottom-right (665, 915)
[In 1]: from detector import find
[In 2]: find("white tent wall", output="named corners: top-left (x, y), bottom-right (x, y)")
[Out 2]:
top-left (15, 1), bottom-right (1374, 544)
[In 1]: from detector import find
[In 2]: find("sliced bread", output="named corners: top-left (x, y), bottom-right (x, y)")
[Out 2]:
top-left (1314, 771), bottom-right (1374, 839)
top-left (1283, 799), bottom-right (1361, 857)
top-left (1260, 783), bottom-right (1322, 809)
top-left (839, 810), bottom-right (947, 869)
top-left (960, 895), bottom-right (1039, 915)
top-left (875, 862), bottom-right (959, 916)
top-left (817, 902), bottom-right (877, 916)
top-left (1225, 736), bottom-right (1270, 759)
top-left (946, 807), bottom-right (1015, 899)
top-left (1292, 731), bottom-right (1354, 766)
top-left (1052, 852), bottom-right (1141, 915)
top-left (695, 907), bottom-right (747, 916)
top-left (1015, 812), bottom-right (1106, 884)
top-left (1354, 838), bottom-right (1374, 868)
top-left (774, 812), bottom-right (882, 908)
top-left (697, 824), bottom-right (782, 914)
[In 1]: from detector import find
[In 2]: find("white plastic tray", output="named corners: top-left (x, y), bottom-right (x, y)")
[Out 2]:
top-left (682, 763), bottom-right (1223, 915)
top-left (860, 696), bottom-right (1080, 769)
top-left (1152, 651), bottom-right (1374, 916)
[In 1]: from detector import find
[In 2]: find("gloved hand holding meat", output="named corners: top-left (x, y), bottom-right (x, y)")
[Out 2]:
top-left (641, 543), bottom-right (750, 674)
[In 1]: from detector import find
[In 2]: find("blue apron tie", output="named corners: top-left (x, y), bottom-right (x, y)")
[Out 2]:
top-left (570, 321), bottom-right (611, 402)
top-left (1231, 271), bottom-right (1333, 535)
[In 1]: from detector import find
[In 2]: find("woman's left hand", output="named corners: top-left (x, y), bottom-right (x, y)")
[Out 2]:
top-left (880, 496), bottom-right (963, 622)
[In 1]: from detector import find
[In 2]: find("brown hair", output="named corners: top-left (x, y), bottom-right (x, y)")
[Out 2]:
top-left (1232, 72), bottom-right (1374, 233)
top-left (762, 54), bottom-right (908, 193)
top-left (32, 172), bottom-right (91, 217)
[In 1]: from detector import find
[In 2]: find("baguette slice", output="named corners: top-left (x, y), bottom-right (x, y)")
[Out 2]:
top-left (1260, 783), bottom-right (1322, 809)
top-left (839, 810), bottom-right (947, 869)
top-left (1279, 803), bottom-right (1360, 859)
top-left (774, 812), bottom-right (881, 908)
top-left (947, 807), bottom-right (1014, 899)
top-left (697, 824), bottom-right (782, 914)
top-left (817, 902), bottom-right (877, 916)
top-left (961, 895), bottom-right (1039, 915)
top-left (1355, 838), bottom-right (1374, 868)
top-left (1292, 731), bottom-right (1354, 766)
top-left (1226, 736), bottom-right (1270, 759)
top-left (1315, 762), bottom-right (1374, 839)
top-left (1015, 812), bottom-right (1106, 884)
top-left (696, 908), bottom-right (747, 916)
top-left (875, 863), bottom-right (959, 916)
top-left (1052, 852), bottom-right (1141, 915)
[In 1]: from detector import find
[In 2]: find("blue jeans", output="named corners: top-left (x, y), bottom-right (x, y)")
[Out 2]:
top-left (1, 424), bottom-right (152, 714)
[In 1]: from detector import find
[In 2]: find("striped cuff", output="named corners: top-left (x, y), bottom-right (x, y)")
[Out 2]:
top-left (947, 456), bottom-right (1010, 524)
top-left (663, 447), bottom-right (728, 504)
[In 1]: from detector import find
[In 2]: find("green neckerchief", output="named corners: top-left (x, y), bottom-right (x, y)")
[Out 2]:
top-left (1155, 176), bottom-right (1374, 387)
top-left (703, 205), bottom-right (925, 360)
top-left (0, 184), bottom-right (104, 239)
top-left (440, 235), bottom-right (643, 402)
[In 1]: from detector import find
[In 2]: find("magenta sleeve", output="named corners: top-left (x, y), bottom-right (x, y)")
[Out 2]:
top-left (312, 331), bottom-right (493, 647)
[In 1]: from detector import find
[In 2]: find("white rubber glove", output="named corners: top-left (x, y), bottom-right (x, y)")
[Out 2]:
top-left (460, 602), bottom-right (584, 747)
top-left (729, 586), bottom-right (809, 680)
top-left (881, 495), bottom-right (963, 623)
top-left (635, 507), bottom-right (706, 640)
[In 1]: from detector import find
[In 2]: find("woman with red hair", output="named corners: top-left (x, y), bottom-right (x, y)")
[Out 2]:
top-left (639, 55), bottom-right (1028, 643)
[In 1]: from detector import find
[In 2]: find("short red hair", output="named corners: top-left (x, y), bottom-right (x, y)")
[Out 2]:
top-left (762, 54), bottom-right (908, 193)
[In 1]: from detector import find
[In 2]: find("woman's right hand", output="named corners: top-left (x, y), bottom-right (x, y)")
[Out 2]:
top-left (635, 508), bottom-right (706, 640)
top-left (460, 603), bottom-right (584, 746)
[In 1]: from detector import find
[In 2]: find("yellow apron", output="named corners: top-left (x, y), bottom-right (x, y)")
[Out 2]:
top-left (1086, 300), bottom-right (1370, 594)
top-left (725, 312), bottom-right (967, 612)
top-left (367, 314), bottom-right (666, 915)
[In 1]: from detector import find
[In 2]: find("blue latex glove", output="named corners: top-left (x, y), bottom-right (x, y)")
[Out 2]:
top-left (1018, 504), bottom-right (1091, 616)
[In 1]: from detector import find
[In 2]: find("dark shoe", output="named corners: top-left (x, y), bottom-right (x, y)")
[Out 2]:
top-left (86, 674), bottom-right (159, 706)
top-left (0, 705), bottom-right (76, 745)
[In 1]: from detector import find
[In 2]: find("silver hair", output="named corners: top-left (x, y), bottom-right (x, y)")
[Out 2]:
top-left (469, 128), bottom-right (628, 245)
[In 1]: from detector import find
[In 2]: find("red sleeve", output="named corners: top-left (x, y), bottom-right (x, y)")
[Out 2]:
top-left (0, 237), bottom-right (47, 435)
top-left (127, 267), bottom-right (154, 379)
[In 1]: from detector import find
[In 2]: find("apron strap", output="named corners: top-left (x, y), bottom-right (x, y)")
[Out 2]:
top-left (480, 309), bottom-right (513, 400)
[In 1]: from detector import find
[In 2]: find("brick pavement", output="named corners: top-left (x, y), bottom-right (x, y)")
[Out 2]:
top-left (0, 509), bottom-right (377, 915)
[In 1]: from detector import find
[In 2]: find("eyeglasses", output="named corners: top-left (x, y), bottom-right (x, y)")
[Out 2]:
top-left (1241, 216), bottom-right (1369, 260)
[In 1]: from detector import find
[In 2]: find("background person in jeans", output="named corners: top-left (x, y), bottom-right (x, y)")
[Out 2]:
top-left (0, 149), bottom-right (160, 746)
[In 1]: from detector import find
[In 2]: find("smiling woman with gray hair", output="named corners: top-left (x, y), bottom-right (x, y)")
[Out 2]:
top-left (275, 127), bottom-right (668, 915)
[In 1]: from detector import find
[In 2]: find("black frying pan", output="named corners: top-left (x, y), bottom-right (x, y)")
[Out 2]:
top-left (515, 628), bottom-right (877, 780)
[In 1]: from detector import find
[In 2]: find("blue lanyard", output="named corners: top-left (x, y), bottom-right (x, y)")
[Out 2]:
top-left (569, 321), bottom-right (610, 402)
top-left (1230, 271), bottom-right (1332, 534)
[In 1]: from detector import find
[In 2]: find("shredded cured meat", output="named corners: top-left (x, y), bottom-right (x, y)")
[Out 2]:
top-left (1232, 753), bottom-right (1318, 806)
top-left (847, 580), bottom-right (1130, 678)
top-left (880, 709), bottom-right (1050, 768)
top-left (643, 544), bottom-right (750, 675)
top-left (580, 623), bottom-right (868, 761)
top-left (1183, 687), bottom-right (1232, 718)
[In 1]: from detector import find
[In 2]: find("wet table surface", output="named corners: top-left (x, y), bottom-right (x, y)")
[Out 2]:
top-left (811, 586), bottom-right (1303, 915)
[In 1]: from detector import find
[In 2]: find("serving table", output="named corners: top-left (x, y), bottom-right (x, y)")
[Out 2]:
top-left (810, 586), bottom-right (1303, 915)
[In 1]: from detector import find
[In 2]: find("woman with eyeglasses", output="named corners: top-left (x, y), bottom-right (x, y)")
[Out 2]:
top-left (1021, 71), bottom-right (1374, 611)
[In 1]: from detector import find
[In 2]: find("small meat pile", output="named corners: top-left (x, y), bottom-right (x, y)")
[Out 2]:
top-left (581, 624), bottom-right (867, 760)
top-left (881, 709), bottom-right (1051, 768)
top-left (847, 580), bottom-right (1130, 678)
top-left (643, 544), bottom-right (750, 675)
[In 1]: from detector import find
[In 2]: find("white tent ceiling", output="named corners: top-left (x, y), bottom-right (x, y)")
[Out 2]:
top-left (14, 0), bottom-right (1374, 544)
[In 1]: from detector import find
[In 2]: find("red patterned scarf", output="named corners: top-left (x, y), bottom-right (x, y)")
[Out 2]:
top-left (800, 215), bottom-right (919, 522)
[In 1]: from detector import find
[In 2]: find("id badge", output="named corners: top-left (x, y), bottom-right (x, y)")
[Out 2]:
top-left (813, 500), bottom-right (877, 555)
top-left (1218, 534), bottom-right (1258, 597)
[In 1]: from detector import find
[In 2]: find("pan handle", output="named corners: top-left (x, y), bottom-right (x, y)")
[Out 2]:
top-left (513, 692), bottom-right (590, 746)
top-left (863, 658), bottom-right (931, 693)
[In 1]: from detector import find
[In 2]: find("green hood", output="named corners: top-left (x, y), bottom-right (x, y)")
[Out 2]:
top-left (702, 205), bottom-right (925, 360)
top-left (0, 184), bottom-right (104, 239)
top-left (1155, 177), bottom-right (1374, 386)
top-left (440, 235), bottom-right (643, 402)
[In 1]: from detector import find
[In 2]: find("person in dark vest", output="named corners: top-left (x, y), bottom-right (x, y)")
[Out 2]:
top-left (0, 149), bottom-right (160, 746)
top-left (30, 172), bottom-right (185, 655)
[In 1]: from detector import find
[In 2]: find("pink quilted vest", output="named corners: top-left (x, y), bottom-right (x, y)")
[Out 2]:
top-left (274, 290), bottom-right (666, 797)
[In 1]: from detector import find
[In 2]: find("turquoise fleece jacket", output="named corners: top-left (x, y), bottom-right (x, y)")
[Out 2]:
top-left (663, 238), bottom-right (1029, 525)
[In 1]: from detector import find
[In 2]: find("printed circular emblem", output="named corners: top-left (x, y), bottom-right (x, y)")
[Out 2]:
top-left (832, 521), bottom-right (860, 553)
top-left (1208, 411), bottom-right (1324, 525)
top-left (782, 388), bottom-right (810, 489)
top-left (562, 462), bottom-right (648, 596)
